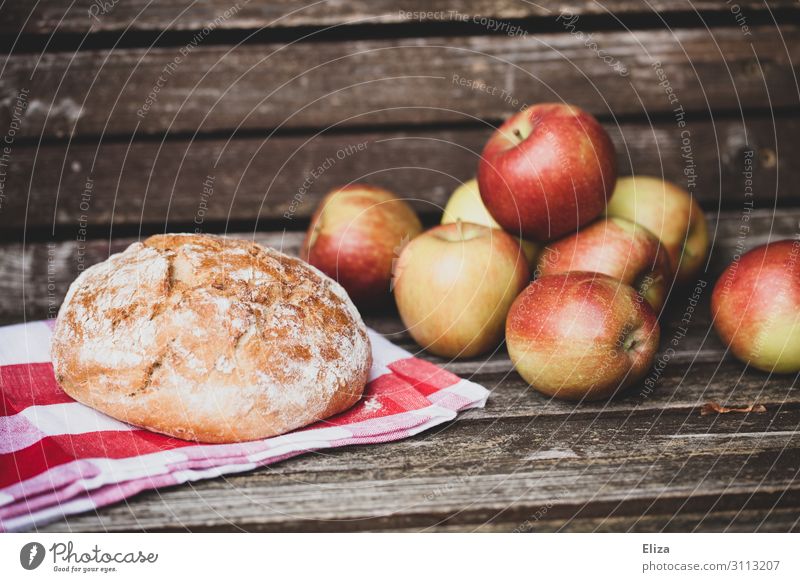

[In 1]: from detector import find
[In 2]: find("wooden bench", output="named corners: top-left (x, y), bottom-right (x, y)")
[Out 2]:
top-left (1, 1), bottom-right (798, 532)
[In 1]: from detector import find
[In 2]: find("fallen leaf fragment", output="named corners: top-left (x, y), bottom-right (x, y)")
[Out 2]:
top-left (701, 401), bottom-right (767, 416)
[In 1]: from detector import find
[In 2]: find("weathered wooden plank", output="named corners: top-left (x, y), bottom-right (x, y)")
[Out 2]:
top-left (0, 231), bottom-right (298, 325)
top-left (1, 208), bottom-right (798, 327)
top-left (3, 0), bottom-right (795, 35)
top-left (37, 404), bottom-right (800, 531)
top-left (0, 115), bottom-right (792, 231)
top-left (2, 25), bottom-right (797, 138)
top-left (382, 507), bottom-right (800, 532)
top-left (466, 361), bottom-right (799, 423)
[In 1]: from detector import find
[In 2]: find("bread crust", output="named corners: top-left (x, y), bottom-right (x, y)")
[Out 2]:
top-left (51, 234), bottom-right (372, 443)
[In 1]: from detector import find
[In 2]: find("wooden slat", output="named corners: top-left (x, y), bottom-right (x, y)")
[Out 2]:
top-left (0, 115), bottom-right (793, 231)
top-left (2, 25), bottom-right (798, 139)
top-left (462, 361), bottom-right (799, 424)
top-left (384, 507), bottom-right (800, 532)
top-left (3, 0), bottom-right (796, 35)
top-left (0, 231), bottom-right (299, 326)
top-left (1, 207), bottom-right (795, 326)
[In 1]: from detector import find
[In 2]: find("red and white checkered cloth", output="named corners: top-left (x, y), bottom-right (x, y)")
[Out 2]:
top-left (0, 320), bottom-right (488, 532)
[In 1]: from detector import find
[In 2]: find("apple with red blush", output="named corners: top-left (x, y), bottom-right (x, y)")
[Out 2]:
top-left (393, 222), bottom-right (529, 358)
top-left (536, 217), bottom-right (673, 312)
top-left (712, 240), bottom-right (800, 373)
top-left (301, 184), bottom-right (422, 306)
top-left (478, 103), bottom-right (617, 242)
top-left (606, 175), bottom-right (709, 284)
top-left (506, 272), bottom-right (660, 401)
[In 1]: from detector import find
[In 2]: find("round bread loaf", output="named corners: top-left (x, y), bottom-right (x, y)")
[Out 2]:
top-left (51, 233), bottom-right (372, 443)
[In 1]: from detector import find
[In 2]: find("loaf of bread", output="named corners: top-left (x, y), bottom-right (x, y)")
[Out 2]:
top-left (51, 234), bottom-right (372, 443)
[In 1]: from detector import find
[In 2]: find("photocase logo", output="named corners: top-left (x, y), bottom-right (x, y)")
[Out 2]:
top-left (19, 542), bottom-right (46, 570)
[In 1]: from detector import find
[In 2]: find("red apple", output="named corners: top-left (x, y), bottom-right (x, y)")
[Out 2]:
top-left (536, 217), bottom-right (673, 312)
top-left (506, 272), bottom-right (660, 401)
top-left (302, 184), bottom-right (422, 306)
top-left (606, 175), bottom-right (709, 284)
top-left (712, 240), bottom-right (800, 373)
top-left (477, 103), bottom-right (617, 242)
top-left (393, 222), bottom-right (530, 358)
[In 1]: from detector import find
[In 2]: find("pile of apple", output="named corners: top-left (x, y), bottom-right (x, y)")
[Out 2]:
top-left (302, 103), bottom-right (800, 402)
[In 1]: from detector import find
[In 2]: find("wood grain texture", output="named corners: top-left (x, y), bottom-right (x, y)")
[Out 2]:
top-left (3, 0), bottom-right (796, 35)
top-left (0, 115), bottom-right (792, 231)
top-left (2, 207), bottom-right (796, 326)
top-left (2, 25), bottom-right (798, 139)
top-left (382, 507), bottom-right (800, 532)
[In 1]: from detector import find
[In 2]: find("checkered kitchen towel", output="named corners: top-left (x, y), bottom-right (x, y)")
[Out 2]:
top-left (0, 320), bottom-right (488, 531)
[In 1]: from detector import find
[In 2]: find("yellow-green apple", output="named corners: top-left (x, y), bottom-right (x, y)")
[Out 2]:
top-left (302, 184), bottom-right (422, 306)
top-left (606, 175), bottom-right (708, 284)
top-left (477, 103), bottom-right (617, 242)
top-left (441, 178), bottom-right (540, 267)
top-left (506, 272), bottom-right (660, 401)
top-left (536, 217), bottom-right (673, 312)
top-left (711, 240), bottom-right (800, 373)
top-left (393, 222), bottom-right (529, 358)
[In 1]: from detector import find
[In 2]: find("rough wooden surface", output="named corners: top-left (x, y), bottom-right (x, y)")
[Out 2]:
top-left (4, 0), bottom-right (797, 35)
top-left (386, 508), bottom-right (800, 532)
top-left (0, 115), bottom-right (791, 231)
top-left (2, 208), bottom-right (797, 326)
top-left (3, 25), bottom-right (798, 139)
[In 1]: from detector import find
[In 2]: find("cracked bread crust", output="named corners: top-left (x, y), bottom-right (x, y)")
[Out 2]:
top-left (51, 233), bottom-right (372, 443)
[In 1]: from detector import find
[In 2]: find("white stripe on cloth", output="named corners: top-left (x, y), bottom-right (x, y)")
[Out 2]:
top-left (431, 378), bottom-right (492, 410)
top-left (0, 321), bottom-right (54, 366)
top-left (366, 330), bottom-right (414, 380)
top-left (2, 495), bottom-right (98, 532)
top-left (0, 402), bottom-right (133, 454)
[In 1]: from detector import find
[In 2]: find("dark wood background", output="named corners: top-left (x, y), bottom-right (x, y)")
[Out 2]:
top-left (0, 1), bottom-right (798, 532)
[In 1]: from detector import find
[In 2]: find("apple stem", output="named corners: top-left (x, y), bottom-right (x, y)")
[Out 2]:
top-left (456, 218), bottom-right (464, 241)
top-left (623, 335), bottom-right (639, 352)
top-left (513, 128), bottom-right (523, 141)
